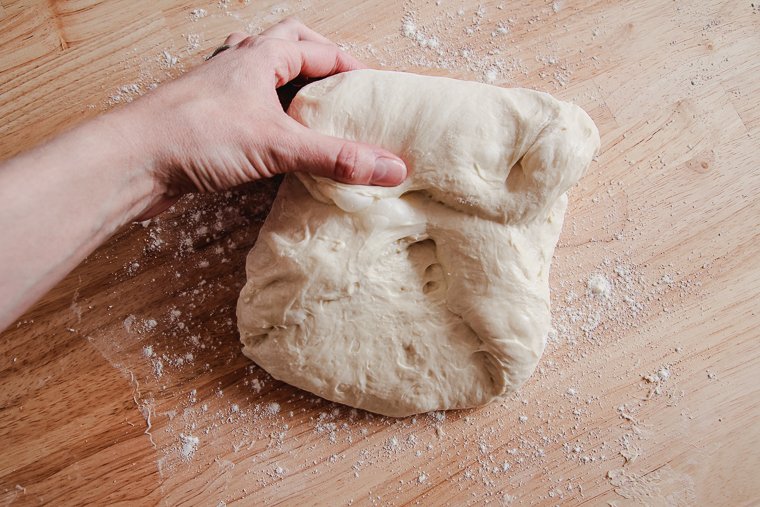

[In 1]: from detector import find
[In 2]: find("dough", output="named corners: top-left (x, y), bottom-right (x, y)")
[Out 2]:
top-left (237, 70), bottom-right (599, 417)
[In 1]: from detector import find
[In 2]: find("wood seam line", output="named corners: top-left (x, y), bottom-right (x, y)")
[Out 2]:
top-left (45, 0), bottom-right (68, 50)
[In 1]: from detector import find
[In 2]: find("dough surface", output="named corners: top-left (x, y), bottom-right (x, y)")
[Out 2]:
top-left (237, 70), bottom-right (599, 417)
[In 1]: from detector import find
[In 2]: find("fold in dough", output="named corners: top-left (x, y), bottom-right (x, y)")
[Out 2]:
top-left (237, 70), bottom-right (600, 417)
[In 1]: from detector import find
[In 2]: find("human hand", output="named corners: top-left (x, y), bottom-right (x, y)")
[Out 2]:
top-left (120, 18), bottom-right (407, 219)
top-left (2, 18), bottom-right (412, 330)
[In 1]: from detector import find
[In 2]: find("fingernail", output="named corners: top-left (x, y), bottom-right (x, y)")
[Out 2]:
top-left (371, 157), bottom-right (407, 186)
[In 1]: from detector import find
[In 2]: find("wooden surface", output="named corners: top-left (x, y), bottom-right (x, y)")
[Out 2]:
top-left (1, 0), bottom-right (759, 505)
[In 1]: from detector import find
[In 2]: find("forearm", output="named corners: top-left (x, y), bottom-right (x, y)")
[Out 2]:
top-left (0, 110), bottom-right (161, 329)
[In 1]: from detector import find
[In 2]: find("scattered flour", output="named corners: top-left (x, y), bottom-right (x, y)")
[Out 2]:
top-left (109, 84), bottom-right (142, 104)
top-left (89, 4), bottom-right (709, 504)
top-left (189, 8), bottom-right (208, 21)
top-left (587, 273), bottom-right (612, 298)
top-left (185, 33), bottom-right (202, 51)
top-left (179, 433), bottom-right (200, 460)
top-left (161, 51), bottom-right (179, 68)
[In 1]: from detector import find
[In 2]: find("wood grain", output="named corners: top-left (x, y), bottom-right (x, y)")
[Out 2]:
top-left (1, 0), bottom-right (758, 505)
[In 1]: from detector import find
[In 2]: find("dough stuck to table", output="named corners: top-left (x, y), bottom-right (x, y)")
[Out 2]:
top-left (237, 70), bottom-right (600, 417)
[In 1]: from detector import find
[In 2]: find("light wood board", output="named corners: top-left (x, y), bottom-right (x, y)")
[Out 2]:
top-left (1, 0), bottom-right (758, 505)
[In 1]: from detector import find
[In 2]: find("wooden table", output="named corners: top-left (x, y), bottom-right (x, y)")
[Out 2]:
top-left (1, 0), bottom-right (758, 505)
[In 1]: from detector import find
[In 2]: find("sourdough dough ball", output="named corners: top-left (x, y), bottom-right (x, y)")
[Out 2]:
top-left (237, 70), bottom-right (599, 417)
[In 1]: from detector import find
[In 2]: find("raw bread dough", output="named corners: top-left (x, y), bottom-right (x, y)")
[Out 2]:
top-left (237, 70), bottom-right (599, 417)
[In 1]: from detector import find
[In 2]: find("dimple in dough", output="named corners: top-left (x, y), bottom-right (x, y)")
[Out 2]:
top-left (237, 70), bottom-right (600, 417)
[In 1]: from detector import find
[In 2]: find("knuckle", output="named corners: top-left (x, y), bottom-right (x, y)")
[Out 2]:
top-left (334, 143), bottom-right (361, 181)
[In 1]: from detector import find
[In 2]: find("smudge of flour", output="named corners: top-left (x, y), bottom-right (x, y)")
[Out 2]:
top-left (607, 465), bottom-right (696, 504)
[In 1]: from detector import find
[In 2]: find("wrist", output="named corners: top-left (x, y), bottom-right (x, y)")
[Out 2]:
top-left (94, 102), bottom-right (177, 220)
top-left (99, 105), bottom-right (164, 186)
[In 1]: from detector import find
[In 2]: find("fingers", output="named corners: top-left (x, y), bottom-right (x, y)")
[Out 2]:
top-left (219, 20), bottom-right (367, 85)
top-left (276, 124), bottom-right (407, 186)
top-left (211, 19), bottom-right (391, 189)
top-left (261, 17), bottom-right (333, 45)
top-left (267, 39), bottom-right (365, 87)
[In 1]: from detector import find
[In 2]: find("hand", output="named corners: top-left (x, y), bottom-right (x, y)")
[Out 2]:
top-left (1, 18), bottom-right (405, 331)
top-left (123, 18), bottom-right (407, 219)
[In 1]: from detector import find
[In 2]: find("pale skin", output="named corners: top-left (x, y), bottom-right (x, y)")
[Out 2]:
top-left (0, 19), bottom-right (407, 332)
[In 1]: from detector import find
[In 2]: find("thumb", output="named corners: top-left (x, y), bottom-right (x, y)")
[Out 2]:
top-left (285, 129), bottom-right (407, 186)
